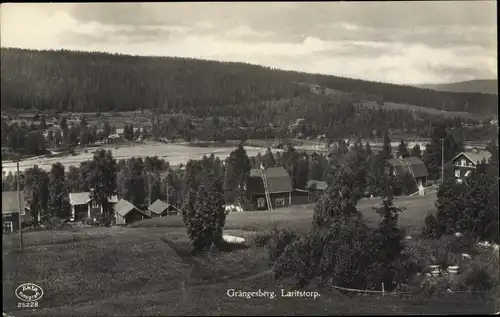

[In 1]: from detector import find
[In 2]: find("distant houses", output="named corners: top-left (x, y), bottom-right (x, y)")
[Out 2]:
top-left (306, 180), bottom-right (328, 202)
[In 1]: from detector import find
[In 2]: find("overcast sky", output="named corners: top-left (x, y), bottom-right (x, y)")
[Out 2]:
top-left (1, 2), bottom-right (497, 85)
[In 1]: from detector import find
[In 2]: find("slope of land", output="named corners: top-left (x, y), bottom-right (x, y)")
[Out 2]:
top-left (1, 48), bottom-right (497, 116)
top-left (416, 79), bottom-right (498, 95)
top-left (3, 196), bottom-right (496, 316)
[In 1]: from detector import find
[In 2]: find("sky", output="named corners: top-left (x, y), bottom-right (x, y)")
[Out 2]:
top-left (0, 2), bottom-right (497, 85)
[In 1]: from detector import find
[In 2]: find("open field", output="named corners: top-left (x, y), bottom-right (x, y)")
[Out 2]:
top-left (3, 192), bottom-right (495, 316)
top-left (132, 194), bottom-right (437, 235)
top-left (1, 142), bottom-right (277, 174)
top-left (356, 100), bottom-right (487, 120)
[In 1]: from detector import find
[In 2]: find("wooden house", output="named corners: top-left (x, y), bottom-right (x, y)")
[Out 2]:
top-left (2, 191), bottom-right (30, 233)
top-left (306, 180), bottom-right (328, 202)
top-left (114, 199), bottom-right (150, 225)
top-left (69, 192), bottom-right (119, 222)
top-left (148, 199), bottom-right (181, 217)
top-left (246, 166), bottom-right (293, 211)
top-left (448, 150), bottom-right (492, 184)
top-left (386, 157), bottom-right (429, 189)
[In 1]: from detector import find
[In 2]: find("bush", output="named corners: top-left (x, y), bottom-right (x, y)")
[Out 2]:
top-left (252, 231), bottom-right (273, 247)
top-left (267, 227), bottom-right (299, 262)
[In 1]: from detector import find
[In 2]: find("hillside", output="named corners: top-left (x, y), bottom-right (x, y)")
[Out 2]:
top-left (0, 48), bottom-right (497, 116)
top-left (417, 79), bottom-right (498, 95)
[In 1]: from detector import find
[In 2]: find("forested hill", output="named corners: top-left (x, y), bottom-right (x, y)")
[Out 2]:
top-left (416, 80), bottom-right (498, 95)
top-left (1, 48), bottom-right (497, 116)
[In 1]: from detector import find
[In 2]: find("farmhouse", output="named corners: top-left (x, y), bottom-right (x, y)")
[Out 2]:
top-left (448, 149), bottom-right (492, 183)
top-left (69, 192), bottom-right (119, 222)
top-left (306, 180), bottom-right (328, 202)
top-left (115, 199), bottom-right (150, 225)
top-left (2, 191), bottom-right (30, 233)
top-left (148, 199), bottom-right (181, 217)
top-left (246, 166), bottom-right (293, 211)
top-left (387, 156), bottom-right (429, 189)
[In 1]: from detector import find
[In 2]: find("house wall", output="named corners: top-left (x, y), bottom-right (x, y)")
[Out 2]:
top-left (2, 213), bottom-right (20, 232)
top-left (451, 155), bottom-right (476, 182)
top-left (248, 192), bottom-right (291, 210)
top-left (115, 214), bottom-right (126, 226)
top-left (74, 205), bottom-right (88, 221)
top-left (291, 190), bottom-right (310, 205)
top-left (124, 209), bottom-right (149, 224)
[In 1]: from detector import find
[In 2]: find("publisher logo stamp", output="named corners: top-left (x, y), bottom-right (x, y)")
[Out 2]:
top-left (15, 283), bottom-right (43, 308)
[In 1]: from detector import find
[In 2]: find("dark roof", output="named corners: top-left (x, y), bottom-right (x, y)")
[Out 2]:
top-left (387, 157), bottom-right (428, 178)
top-left (148, 199), bottom-right (179, 215)
top-left (249, 167), bottom-right (292, 194)
top-left (2, 191), bottom-right (25, 214)
top-left (306, 180), bottom-right (328, 191)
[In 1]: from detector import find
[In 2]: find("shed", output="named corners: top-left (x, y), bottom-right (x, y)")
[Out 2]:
top-left (114, 199), bottom-right (150, 225)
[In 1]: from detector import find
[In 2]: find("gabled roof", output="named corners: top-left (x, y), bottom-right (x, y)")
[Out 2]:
top-left (249, 167), bottom-right (292, 194)
top-left (451, 151), bottom-right (492, 165)
top-left (387, 156), bottom-right (428, 178)
top-left (148, 199), bottom-right (180, 215)
top-left (306, 180), bottom-right (328, 191)
top-left (2, 191), bottom-right (25, 214)
top-left (114, 199), bottom-right (141, 217)
top-left (69, 192), bottom-right (119, 206)
top-left (69, 192), bottom-right (92, 206)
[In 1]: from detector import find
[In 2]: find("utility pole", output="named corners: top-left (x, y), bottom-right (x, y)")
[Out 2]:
top-left (148, 172), bottom-right (152, 207)
top-left (16, 159), bottom-right (24, 252)
top-left (441, 138), bottom-right (445, 184)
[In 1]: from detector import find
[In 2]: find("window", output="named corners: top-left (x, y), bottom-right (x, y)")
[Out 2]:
top-left (455, 169), bottom-right (460, 177)
top-left (461, 159), bottom-right (466, 166)
top-left (464, 171), bottom-right (472, 177)
top-left (276, 198), bottom-right (285, 206)
top-left (257, 198), bottom-right (266, 208)
top-left (3, 221), bottom-right (13, 233)
top-left (91, 200), bottom-right (99, 208)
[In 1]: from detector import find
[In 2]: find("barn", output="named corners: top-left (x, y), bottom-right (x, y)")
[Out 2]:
top-left (246, 166), bottom-right (293, 211)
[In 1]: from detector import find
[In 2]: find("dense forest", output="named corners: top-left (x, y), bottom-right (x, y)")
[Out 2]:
top-left (1, 48), bottom-right (497, 116)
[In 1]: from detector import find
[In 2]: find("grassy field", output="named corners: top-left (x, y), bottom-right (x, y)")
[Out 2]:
top-left (132, 194), bottom-right (437, 236)
top-left (3, 194), bottom-right (496, 316)
top-left (1, 142), bottom-right (274, 174)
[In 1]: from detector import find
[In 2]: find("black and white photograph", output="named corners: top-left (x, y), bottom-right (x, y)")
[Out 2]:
top-left (1, 2), bottom-right (498, 316)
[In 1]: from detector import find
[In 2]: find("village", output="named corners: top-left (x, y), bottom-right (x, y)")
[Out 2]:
top-left (1, 2), bottom-right (499, 315)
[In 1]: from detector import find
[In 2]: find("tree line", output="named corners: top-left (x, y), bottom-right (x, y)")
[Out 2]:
top-left (2, 48), bottom-right (496, 116)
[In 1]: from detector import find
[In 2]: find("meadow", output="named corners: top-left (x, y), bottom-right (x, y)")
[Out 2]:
top-left (5, 193), bottom-right (494, 316)
top-left (1, 142), bottom-right (274, 174)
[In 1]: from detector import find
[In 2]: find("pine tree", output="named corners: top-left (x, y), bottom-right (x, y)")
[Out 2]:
top-left (23, 165), bottom-right (49, 225)
top-left (397, 140), bottom-right (410, 158)
top-left (410, 144), bottom-right (422, 159)
top-left (48, 163), bottom-right (71, 219)
top-left (87, 149), bottom-right (117, 224)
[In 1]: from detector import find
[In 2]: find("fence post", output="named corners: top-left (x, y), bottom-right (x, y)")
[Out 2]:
top-left (382, 283), bottom-right (385, 296)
